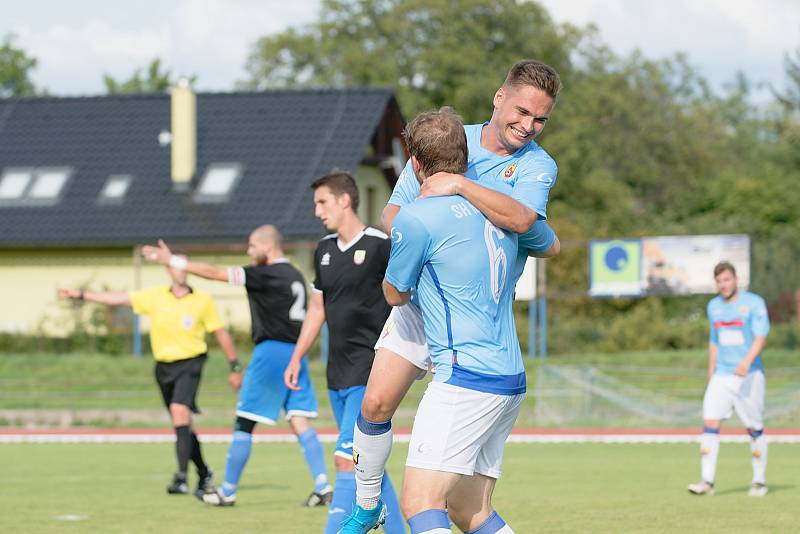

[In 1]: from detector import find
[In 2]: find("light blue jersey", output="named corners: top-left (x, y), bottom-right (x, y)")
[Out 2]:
top-left (708, 291), bottom-right (770, 375)
top-left (385, 181), bottom-right (526, 396)
top-left (389, 123), bottom-right (557, 253)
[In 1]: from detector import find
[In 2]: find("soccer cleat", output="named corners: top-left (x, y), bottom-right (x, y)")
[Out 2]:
top-left (195, 468), bottom-right (215, 499)
top-left (687, 481), bottom-right (715, 496)
top-left (167, 473), bottom-right (189, 495)
top-left (748, 483), bottom-right (768, 497)
top-left (337, 502), bottom-right (387, 534)
top-left (304, 485), bottom-right (333, 507)
top-left (202, 487), bottom-right (236, 506)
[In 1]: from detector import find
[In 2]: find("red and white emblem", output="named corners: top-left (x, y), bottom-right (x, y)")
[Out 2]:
top-left (503, 163), bottom-right (517, 179)
top-left (353, 250), bottom-right (366, 265)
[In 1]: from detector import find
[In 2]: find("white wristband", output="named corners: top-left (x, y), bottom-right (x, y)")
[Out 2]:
top-left (169, 255), bottom-right (188, 270)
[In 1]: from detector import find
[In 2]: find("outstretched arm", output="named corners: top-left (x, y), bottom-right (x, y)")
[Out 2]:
top-left (142, 240), bottom-right (228, 282)
top-left (419, 172), bottom-right (537, 233)
top-left (284, 291), bottom-right (326, 390)
top-left (57, 288), bottom-right (131, 306)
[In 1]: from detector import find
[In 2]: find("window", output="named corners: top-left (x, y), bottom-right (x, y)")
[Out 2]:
top-left (0, 169), bottom-right (33, 200)
top-left (28, 168), bottom-right (70, 199)
top-left (99, 175), bottom-right (133, 203)
top-left (0, 167), bottom-right (72, 205)
top-left (194, 163), bottom-right (243, 202)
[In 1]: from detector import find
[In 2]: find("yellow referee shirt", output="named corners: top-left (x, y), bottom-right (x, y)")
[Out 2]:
top-left (129, 286), bottom-right (224, 363)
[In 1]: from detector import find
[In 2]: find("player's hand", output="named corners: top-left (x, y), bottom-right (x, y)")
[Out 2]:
top-left (228, 371), bottom-right (243, 391)
top-left (419, 172), bottom-right (464, 199)
top-left (734, 360), bottom-right (750, 377)
top-left (284, 358), bottom-right (302, 391)
top-left (142, 239), bottom-right (172, 265)
top-left (57, 288), bottom-right (79, 300)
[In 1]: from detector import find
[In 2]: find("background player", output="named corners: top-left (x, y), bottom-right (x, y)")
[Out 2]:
top-left (347, 59), bottom-right (562, 530)
top-left (58, 252), bottom-right (240, 498)
top-left (688, 261), bottom-right (770, 497)
top-left (383, 107), bottom-right (527, 534)
top-left (282, 172), bottom-right (405, 534)
top-left (142, 226), bottom-right (330, 507)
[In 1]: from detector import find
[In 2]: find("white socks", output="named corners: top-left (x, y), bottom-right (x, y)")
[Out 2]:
top-left (700, 430), bottom-right (720, 484)
top-left (750, 432), bottom-right (768, 484)
top-left (353, 414), bottom-right (393, 510)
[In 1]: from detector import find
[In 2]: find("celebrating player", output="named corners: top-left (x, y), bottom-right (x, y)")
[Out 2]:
top-left (688, 261), bottom-right (770, 497)
top-left (58, 252), bottom-right (239, 498)
top-left (142, 226), bottom-right (331, 507)
top-left (384, 107), bottom-right (528, 533)
top-left (282, 172), bottom-right (405, 534)
top-left (344, 59), bottom-right (561, 532)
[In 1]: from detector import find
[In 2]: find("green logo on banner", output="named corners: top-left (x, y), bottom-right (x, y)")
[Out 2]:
top-left (590, 240), bottom-right (642, 296)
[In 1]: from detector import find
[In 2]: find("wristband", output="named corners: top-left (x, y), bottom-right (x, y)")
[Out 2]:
top-left (229, 359), bottom-right (242, 373)
top-left (169, 255), bottom-right (188, 270)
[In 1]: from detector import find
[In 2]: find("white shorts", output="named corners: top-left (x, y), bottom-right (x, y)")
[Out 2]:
top-left (702, 371), bottom-right (765, 429)
top-left (406, 381), bottom-right (523, 479)
top-left (374, 303), bottom-right (430, 376)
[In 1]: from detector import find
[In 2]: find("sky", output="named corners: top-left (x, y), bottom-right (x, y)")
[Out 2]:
top-left (2, 0), bottom-right (798, 100)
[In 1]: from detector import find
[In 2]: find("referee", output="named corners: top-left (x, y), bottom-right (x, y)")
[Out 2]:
top-left (283, 171), bottom-right (404, 534)
top-left (142, 226), bottom-right (331, 507)
top-left (58, 251), bottom-right (240, 498)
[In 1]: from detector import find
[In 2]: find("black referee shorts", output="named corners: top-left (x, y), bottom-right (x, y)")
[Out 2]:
top-left (154, 354), bottom-right (207, 414)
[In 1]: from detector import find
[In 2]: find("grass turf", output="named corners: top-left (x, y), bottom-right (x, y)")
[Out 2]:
top-left (2, 441), bottom-right (799, 533)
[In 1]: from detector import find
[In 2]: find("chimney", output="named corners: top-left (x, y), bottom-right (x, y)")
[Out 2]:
top-left (170, 78), bottom-right (196, 192)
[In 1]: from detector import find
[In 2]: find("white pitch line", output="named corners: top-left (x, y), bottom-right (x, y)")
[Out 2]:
top-left (2, 433), bottom-right (800, 444)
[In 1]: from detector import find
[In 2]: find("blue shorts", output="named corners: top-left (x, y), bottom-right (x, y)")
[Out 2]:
top-left (236, 339), bottom-right (318, 425)
top-left (328, 385), bottom-right (366, 460)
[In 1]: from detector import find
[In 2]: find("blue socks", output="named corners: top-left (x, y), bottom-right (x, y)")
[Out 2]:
top-left (324, 471), bottom-right (356, 534)
top-left (298, 428), bottom-right (329, 492)
top-left (222, 430), bottom-right (252, 496)
top-left (408, 509), bottom-right (450, 534)
top-left (467, 511), bottom-right (508, 533)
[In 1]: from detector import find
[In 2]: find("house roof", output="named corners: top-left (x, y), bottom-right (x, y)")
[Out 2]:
top-left (0, 88), bottom-right (402, 247)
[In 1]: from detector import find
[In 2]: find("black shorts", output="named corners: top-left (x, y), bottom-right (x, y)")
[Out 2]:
top-left (154, 354), bottom-right (207, 414)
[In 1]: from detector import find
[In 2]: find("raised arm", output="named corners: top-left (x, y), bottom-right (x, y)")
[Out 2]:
top-left (58, 288), bottom-right (131, 306)
top-left (419, 173), bottom-right (536, 233)
top-left (284, 291), bottom-right (326, 390)
top-left (142, 240), bottom-right (228, 282)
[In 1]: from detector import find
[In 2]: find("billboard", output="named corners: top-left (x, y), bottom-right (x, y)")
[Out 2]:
top-left (589, 234), bottom-right (750, 297)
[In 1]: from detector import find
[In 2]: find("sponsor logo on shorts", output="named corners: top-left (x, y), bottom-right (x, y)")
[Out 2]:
top-left (503, 163), bottom-right (517, 179)
top-left (417, 442), bottom-right (429, 454)
top-left (321, 252), bottom-right (330, 266)
top-left (340, 441), bottom-right (354, 450)
top-left (353, 250), bottom-right (366, 265)
top-left (381, 319), bottom-right (396, 339)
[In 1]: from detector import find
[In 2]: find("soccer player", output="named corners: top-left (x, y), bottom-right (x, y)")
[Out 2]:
top-left (688, 261), bottom-right (770, 497)
top-left (57, 252), bottom-right (240, 498)
top-left (282, 172), bottom-right (405, 534)
top-left (141, 225), bottom-right (331, 507)
top-left (344, 59), bottom-right (561, 531)
top-left (384, 107), bottom-right (527, 534)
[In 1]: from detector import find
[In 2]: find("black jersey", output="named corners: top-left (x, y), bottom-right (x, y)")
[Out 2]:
top-left (237, 260), bottom-right (307, 344)
top-left (313, 227), bottom-right (392, 390)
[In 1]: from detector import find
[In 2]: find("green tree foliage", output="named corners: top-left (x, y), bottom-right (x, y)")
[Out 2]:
top-left (244, 0), bottom-right (800, 350)
top-left (103, 58), bottom-right (196, 94)
top-left (0, 34), bottom-right (38, 97)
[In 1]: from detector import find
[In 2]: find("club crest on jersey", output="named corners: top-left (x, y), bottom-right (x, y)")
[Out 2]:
top-left (320, 252), bottom-right (330, 266)
top-left (353, 250), bottom-right (366, 265)
top-left (503, 163), bottom-right (517, 180)
top-left (739, 305), bottom-right (749, 314)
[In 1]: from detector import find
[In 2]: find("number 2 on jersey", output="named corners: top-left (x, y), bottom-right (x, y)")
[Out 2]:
top-left (289, 281), bottom-right (306, 321)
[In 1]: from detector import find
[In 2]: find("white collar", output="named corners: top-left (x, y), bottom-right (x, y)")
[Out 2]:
top-left (337, 228), bottom-right (366, 252)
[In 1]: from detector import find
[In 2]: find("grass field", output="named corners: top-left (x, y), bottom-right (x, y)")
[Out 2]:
top-left (1, 348), bottom-right (799, 428)
top-left (3, 441), bottom-right (799, 533)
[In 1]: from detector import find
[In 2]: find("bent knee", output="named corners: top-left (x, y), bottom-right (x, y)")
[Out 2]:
top-left (361, 391), bottom-right (397, 422)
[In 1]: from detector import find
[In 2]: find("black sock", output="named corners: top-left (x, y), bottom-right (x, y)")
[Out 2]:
top-left (175, 425), bottom-right (192, 474)
top-left (190, 432), bottom-right (208, 476)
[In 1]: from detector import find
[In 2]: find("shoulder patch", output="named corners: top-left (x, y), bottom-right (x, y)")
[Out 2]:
top-left (364, 227), bottom-right (389, 240)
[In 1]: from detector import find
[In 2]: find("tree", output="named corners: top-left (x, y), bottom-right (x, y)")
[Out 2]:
top-left (103, 58), bottom-right (195, 94)
top-left (242, 0), bottom-right (582, 121)
top-left (0, 33), bottom-right (38, 97)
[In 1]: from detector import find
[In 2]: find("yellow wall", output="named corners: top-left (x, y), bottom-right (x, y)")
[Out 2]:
top-left (0, 167), bottom-right (391, 336)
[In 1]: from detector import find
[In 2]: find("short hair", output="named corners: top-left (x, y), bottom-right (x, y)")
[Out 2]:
top-left (404, 107), bottom-right (467, 177)
top-left (251, 224), bottom-right (282, 248)
top-left (311, 171), bottom-right (359, 211)
top-left (714, 261), bottom-right (737, 278)
top-left (503, 60), bottom-right (561, 98)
